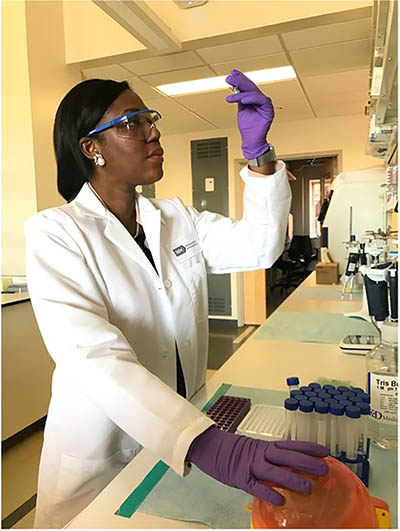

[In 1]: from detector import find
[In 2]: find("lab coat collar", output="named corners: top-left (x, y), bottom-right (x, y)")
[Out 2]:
top-left (73, 183), bottom-right (164, 279)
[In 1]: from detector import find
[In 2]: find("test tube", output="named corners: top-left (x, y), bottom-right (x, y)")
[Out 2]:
top-left (348, 395), bottom-right (363, 405)
top-left (345, 406), bottom-right (361, 474)
top-left (284, 398), bottom-right (298, 440)
top-left (300, 386), bottom-right (312, 393)
top-left (308, 382), bottom-right (321, 390)
top-left (355, 401), bottom-right (370, 455)
top-left (339, 400), bottom-right (353, 408)
top-left (315, 401), bottom-right (329, 447)
top-left (329, 403), bottom-right (345, 457)
top-left (286, 377), bottom-right (300, 393)
top-left (337, 386), bottom-right (350, 393)
top-left (332, 394), bottom-right (344, 402)
top-left (290, 390), bottom-right (302, 399)
top-left (297, 400), bottom-right (313, 442)
top-left (323, 384), bottom-right (336, 393)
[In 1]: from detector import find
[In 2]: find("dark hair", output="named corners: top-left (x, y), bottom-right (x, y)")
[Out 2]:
top-left (54, 79), bottom-right (130, 202)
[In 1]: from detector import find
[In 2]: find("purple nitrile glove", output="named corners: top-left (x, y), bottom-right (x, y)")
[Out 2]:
top-left (187, 425), bottom-right (329, 505)
top-left (225, 69), bottom-right (274, 160)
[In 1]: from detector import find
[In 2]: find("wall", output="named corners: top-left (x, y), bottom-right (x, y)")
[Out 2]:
top-left (25, 1), bottom-right (82, 212)
top-left (157, 112), bottom-right (379, 319)
top-left (1, 1), bottom-right (37, 276)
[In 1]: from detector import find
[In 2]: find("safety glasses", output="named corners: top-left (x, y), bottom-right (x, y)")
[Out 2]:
top-left (86, 109), bottom-right (162, 140)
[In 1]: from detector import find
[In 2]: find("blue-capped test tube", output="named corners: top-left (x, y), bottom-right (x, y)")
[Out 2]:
top-left (342, 391), bottom-right (356, 399)
top-left (330, 403), bottom-right (345, 457)
top-left (357, 392), bottom-right (371, 403)
top-left (350, 387), bottom-right (364, 395)
top-left (317, 392), bottom-right (331, 401)
top-left (284, 398), bottom-right (298, 441)
top-left (297, 400), bottom-right (313, 441)
top-left (290, 389), bottom-right (302, 399)
top-left (345, 406), bottom-right (361, 473)
top-left (304, 391), bottom-right (318, 399)
top-left (315, 401), bottom-right (329, 447)
top-left (323, 384), bottom-right (336, 393)
top-left (356, 401), bottom-right (370, 455)
top-left (337, 386), bottom-right (350, 393)
top-left (308, 382), bottom-right (321, 390)
top-left (286, 377), bottom-right (300, 393)
top-left (300, 386), bottom-right (312, 393)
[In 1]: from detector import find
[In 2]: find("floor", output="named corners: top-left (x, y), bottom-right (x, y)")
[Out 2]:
top-left (1, 321), bottom-right (258, 529)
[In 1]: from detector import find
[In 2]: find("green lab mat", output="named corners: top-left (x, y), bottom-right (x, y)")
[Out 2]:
top-left (254, 311), bottom-right (378, 344)
top-left (293, 286), bottom-right (363, 301)
top-left (137, 385), bottom-right (286, 528)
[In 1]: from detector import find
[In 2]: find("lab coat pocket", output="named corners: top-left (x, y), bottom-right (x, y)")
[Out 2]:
top-left (54, 447), bottom-right (135, 502)
top-left (183, 259), bottom-right (208, 323)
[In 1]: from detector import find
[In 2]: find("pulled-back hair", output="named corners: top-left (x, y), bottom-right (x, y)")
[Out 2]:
top-left (54, 79), bottom-right (130, 202)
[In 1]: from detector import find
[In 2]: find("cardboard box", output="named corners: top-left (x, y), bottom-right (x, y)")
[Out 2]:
top-left (315, 261), bottom-right (339, 284)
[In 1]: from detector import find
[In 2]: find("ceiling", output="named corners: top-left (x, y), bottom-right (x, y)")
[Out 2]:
top-left (80, 5), bottom-right (373, 136)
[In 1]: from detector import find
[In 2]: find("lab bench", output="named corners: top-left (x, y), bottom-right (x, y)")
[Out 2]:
top-left (67, 272), bottom-right (397, 529)
top-left (2, 294), bottom-right (54, 440)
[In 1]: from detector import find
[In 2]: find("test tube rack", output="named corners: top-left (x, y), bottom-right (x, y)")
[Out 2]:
top-left (206, 395), bottom-right (251, 432)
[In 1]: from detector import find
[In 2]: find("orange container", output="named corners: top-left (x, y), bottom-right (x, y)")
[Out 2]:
top-left (251, 456), bottom-right (378, 528)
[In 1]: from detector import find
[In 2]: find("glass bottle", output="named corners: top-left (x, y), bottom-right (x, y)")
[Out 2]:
top-left (366, 321), bottom-right (398, 449)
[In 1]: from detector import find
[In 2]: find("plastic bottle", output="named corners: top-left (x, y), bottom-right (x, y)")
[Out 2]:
top-left (366, 321), bottom-right (398, 449)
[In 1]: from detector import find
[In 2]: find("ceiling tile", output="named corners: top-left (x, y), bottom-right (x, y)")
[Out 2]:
top-left (197, 35), bottom-right (282, 64)
top-left (126, 77), bottom-right (164, 100)
top-left (282, 17), bottom-right (372, 50)
top-left (122, 51), bottom-right (204, 76)
top-left (290, 39), bottom-right (371, 77)
top-left (302, 69), bottom-right (369, 117)
top-left (211, 53), bottom-right (290, 76)
top-left (81, 64), bottom-right (132, 80)
top-left (143, 97), bottom-right (214, 135)
top-left (141, 66), bottom-right (215, 86)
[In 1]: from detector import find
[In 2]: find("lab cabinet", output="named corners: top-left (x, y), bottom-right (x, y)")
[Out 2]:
top-left (2, 298), bottom-right (54, 440)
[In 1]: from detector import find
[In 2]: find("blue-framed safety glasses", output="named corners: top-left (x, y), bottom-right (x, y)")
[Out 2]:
top-left (86, 109), bottom-right (162, 140)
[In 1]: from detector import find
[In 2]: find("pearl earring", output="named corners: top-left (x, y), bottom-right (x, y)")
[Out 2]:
top-left (93, 153), bottom-right (105, 167)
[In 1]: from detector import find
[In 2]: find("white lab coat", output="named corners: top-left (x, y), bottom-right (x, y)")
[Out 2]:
top-left (25, 162), bottom-right (291, 528)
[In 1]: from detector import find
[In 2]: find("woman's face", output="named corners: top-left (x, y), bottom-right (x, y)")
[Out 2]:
top-left (86, 89), bottom-right (164, 187)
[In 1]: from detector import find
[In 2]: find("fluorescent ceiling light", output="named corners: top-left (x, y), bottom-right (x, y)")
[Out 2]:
top-left (157, 66), bottom-right (296, 96)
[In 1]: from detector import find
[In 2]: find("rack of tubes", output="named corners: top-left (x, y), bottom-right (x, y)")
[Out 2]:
top-left (284, 379), bottom-right (370, 487)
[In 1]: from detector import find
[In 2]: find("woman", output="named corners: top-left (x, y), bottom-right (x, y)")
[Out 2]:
top-left (25, 70), bottom-right (328, 528)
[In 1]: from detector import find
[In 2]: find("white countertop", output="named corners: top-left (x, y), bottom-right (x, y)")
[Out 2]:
top-left (68, 272), bottom-right (378, 529)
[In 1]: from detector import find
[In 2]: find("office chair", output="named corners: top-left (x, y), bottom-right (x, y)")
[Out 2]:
top-left (272, 235), bottom-right (317, 292)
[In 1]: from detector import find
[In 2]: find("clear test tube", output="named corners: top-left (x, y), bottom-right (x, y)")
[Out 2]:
top-left (355, 401), bottom-right (371, 455)
top-left (284, 398), bottom-right (298, 440)
top-left (286, 377), bottom-right (300, 393)
top-left (329, 403), bottom-right (345, 457)
top-left (315, 401), bottom-right (329, 447)
top-left (345, 406), bottom-right (361, 474)
top-left (297, 400), bottom-right (313, 442)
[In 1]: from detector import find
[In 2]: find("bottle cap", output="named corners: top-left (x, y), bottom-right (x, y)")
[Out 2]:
top-left (286, 376), bottom-right (300, 386)
top-left (293, 394), bottom-right (304, 402)
top-left (308, 382), bottom-right (321, 389)
top-left (339, 400), bottom-right (353, 407)
top-left (349, 396), bottom-right (362, 404)
top-left (337, 386), bottom-right (350, 393)
top-left (358, 392), bottom-right (371, 403)
top-left (309, 397), bottom-right (322, 404)
top-left (325, 398), bottom-right (339, 406)
top-left (330, 403), bottom-right (345, 415)
top-left (322, 384), bottom-right (336, 392)
top-left (317, 392), bottom-right (331, 400)
top-left (332, 394), bottom-right (344, 401)
top-left (300, 386), bottom-right (311, 393)
top-left (350, 387), bottom-right (364, 394)
top-left (304, 391), bottom-right (317, 398)
top-left (299, 400), bottom-right (313, 413)
top-left (355, 402), bottom-right (371, 415)
top-left (284, 398), bottom-right (298, 411)
top-left (345, 406), bottom-right (361, 418)
top-left (381, 322), bottom-right (398, 345)
top-left (342, 391), bottom-right (356, 399)
top-left (315, 402), bottom-right (329, 414)
top-left (290, 390), bottom-right (302, 398)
